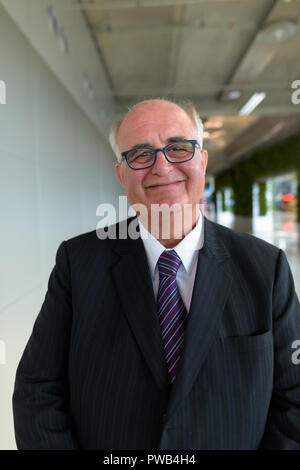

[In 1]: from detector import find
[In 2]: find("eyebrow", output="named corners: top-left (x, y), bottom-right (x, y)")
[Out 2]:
top-left (129, 136), bottom-right (188, 150)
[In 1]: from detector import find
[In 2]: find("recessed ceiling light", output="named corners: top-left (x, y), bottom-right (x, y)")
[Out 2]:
top-left (228, 91), bottom-right (241, 100)
top-left (239, 92), bottom-right (266, 115)
top-left (257, 20), bottom-right (297, 43)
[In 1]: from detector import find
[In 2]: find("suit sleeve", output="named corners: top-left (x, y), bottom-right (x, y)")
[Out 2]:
top-left (12, 241), bottom-right (80, 449)
top-left (259, 249), bottom-right (300, 449)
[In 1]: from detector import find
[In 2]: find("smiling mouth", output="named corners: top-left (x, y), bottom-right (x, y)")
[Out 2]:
top-left (146, 181), bottom-right (185, 189)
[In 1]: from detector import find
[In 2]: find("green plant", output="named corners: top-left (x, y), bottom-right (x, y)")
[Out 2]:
top-left (213, 131), bottom-right (300, 221)
top-left (259, 182), bottom-right (267, 216)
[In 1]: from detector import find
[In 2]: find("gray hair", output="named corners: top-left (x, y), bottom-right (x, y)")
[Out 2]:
top-left (109, 98), bottom-right (204, 163)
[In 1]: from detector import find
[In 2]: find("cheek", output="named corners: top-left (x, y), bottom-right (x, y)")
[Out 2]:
top-left (185, 166), bottom-right (205, 194)
top-left (185, 163), bottom-right (203, 183)
top-left (124, 173), bottom-right (146, 197)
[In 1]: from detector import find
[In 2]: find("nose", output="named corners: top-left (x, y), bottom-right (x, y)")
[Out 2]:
top-left (151, 149), bottom-right (173, 174)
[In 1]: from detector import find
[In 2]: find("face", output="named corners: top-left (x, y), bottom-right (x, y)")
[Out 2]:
top-left (115, 101), bottom-right (208, 217)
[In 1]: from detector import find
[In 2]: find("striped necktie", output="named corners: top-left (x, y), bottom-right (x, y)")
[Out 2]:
top-left (157, 250), bottom-right (189, 383)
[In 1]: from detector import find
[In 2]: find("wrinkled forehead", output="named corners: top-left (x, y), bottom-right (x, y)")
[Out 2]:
top-left (117, 103), bottom-right (196, 150)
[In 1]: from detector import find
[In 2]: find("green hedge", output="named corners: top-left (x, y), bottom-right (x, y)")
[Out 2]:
top-left (297, 170), bottom-right (300, 222)
top-left (214, 131), bottom-right (300, 221)
top-left (259, 182), bottom-right (267, 216)
top-left (221, 190), bottom-right (227, 211)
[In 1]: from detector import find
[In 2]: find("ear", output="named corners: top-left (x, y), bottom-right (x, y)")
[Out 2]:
top-left (201, 150), bottom-right (208, 175)
top-left (115, 162), bottom-right (124, 187)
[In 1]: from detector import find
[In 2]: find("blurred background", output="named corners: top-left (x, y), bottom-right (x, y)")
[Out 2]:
top-left (1, 0), bottom-right (300, 449)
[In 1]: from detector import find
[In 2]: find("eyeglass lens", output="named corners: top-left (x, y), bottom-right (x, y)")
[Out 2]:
top-left (127, 141), bottom-right (194, 168)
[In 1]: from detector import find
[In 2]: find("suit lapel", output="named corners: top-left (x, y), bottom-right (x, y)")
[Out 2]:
top-left (110, 218), bottom-right (170, 394)
top-left (164, 217), bottom-right (232, 422)
top-left (110, 216), bottom-right (232, 416)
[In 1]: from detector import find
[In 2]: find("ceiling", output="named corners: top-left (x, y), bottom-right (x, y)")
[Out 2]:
top-left (75, 0), bottom-right (300, 176)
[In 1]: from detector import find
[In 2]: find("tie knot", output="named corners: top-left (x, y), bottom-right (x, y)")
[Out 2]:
top-left (157, 250), bottom-right (182, 278)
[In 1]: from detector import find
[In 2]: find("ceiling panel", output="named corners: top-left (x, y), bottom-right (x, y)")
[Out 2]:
top-left (77, 0), bottom-right (300, 175)
top-left (96, 30), bottom-right (173, 90)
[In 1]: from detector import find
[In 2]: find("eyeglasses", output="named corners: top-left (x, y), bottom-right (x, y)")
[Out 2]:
top-left (121, 139), bottom-right (201, 170)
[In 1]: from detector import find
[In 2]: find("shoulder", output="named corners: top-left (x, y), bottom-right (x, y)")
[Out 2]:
top-left (204, 217), bottom-right (280, 264)
top-left (62, 217), bottom-right (135, 257)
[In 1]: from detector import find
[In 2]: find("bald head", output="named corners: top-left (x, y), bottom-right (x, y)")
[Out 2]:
top-left (113, 98), bottom-right (208, 243)
top-left (109, 99), bottom-right (203, 162)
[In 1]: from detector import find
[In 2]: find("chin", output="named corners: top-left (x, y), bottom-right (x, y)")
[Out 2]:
top-left (149, 197), bottom-right (186, 210)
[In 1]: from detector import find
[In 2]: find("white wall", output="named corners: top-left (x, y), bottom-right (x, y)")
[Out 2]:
top-left (1, 0), bottom-right (115, 137)
top-left (0, 4), bottom-right (122, 449)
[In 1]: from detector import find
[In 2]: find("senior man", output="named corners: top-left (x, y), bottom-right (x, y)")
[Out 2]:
top-left (13, 99), bottom-right (300, 450)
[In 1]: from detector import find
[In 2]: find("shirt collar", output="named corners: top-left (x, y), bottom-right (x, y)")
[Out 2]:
top-left (138, 208), bottom-right (204, 278)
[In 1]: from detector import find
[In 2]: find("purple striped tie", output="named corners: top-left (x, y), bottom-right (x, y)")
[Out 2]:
top-left (157, 250), bottom-right (188, 383)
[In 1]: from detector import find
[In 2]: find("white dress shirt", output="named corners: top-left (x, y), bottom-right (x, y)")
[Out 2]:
top-left (138, 209), bottom-right (204, 312)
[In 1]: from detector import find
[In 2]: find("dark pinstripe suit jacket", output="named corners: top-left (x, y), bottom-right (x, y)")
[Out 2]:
top-left (13, 216), bottom-right (300, 449)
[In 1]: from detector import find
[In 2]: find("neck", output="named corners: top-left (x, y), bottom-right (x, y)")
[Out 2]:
top-left (138, 204), bottom-right (200, 249)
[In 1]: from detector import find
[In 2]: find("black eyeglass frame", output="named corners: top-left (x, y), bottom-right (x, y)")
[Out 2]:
top-left (121, 139), bottom-right (201, 170)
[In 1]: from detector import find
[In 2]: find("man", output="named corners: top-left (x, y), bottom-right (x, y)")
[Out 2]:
top-left (13, 99), bottom-right (300, 449)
